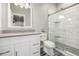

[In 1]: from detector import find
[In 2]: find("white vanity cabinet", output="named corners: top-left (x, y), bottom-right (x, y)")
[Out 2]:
top-left (0, 34), bottom-right (41, 56)
top-left (29, 35), bottom-right (40, 56)
top-left (13, 36), bottom-right (30, 56)
top-left (14, 42), bottom-right (30, 56)
top-left (0, 45), bottom-right (15, 56)
top-left (0, 36), bottom-right (15, 56)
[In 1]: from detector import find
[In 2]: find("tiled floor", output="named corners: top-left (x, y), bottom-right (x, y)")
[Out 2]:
top-left (40, 51), bottom-right (49, 56)
top-left (40, 48), bottom-right (64, 56)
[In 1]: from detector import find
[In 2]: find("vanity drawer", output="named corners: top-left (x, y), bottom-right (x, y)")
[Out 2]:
top-left (30, 45), bottom-right (40, 56)
top-left (32, 42), bottom-right (40, 47)
top-left (0, 45), bottom-right (14, 56)
top-left (32, 46), bottom-right (40, 51)
top-left (32, 51), bottom-right (40, 56)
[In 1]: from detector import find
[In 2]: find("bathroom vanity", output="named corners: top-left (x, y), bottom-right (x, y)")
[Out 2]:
top-left (0, 32), bottom-right (41, 56)
top-left (0, 3), bottom-right (41, 56)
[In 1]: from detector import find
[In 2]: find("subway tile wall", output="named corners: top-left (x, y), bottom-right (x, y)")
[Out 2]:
top-left (49, 4), bottom-right (79, 51)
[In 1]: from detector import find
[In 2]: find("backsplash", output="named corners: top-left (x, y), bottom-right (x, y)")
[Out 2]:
top-left (2, 29), bottom-right (35, 33)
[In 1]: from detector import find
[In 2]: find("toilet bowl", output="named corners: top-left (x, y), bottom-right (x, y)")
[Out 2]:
top-left (43, 40), bottom-right (55, 56)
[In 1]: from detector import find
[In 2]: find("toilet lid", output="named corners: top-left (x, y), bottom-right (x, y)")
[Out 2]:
top-left (44, 40), bottom-right (55, 48)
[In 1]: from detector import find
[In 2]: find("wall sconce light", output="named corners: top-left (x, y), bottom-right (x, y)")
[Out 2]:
top-left (14, 3), bottom-right (30, 9)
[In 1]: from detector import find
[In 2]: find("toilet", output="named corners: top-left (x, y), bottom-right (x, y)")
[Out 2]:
top-left (44, 40), bottom-right (55, 56)
top-left (41, 33), bottom-right (55, 56)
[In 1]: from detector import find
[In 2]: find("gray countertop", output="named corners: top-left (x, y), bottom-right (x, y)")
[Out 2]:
top-left (0, 32), bottom-right (41, 38)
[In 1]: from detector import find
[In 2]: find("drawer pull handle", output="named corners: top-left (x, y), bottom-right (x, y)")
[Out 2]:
top-left (16, 51), bottom-right (17, 56)
top-left (33, 43), bottom-right (39, 46)
top-left (0, 51), bottom-right (10, 55)
top-left (33, 51), bottom-right (39, 54)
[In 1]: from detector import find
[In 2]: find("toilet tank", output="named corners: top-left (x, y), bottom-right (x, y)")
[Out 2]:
top-left (40, 33), bottom-right (47, 41)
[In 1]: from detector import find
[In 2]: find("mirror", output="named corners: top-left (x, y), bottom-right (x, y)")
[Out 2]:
top-left (8, 3), bottom-right (32, 28)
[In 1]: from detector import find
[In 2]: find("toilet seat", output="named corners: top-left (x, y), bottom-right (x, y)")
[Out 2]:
top-left (44, 40), bottom-right (55, 49)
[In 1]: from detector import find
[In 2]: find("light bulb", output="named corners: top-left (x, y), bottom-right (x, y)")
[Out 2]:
top-left (59, 15), bottom-right (65, 19)
top-left (14, 3), bottom-right (18, 6)
top-left (25, 3), bottom-right (29, 7)
top-left (14, 3), bottom-right (30, 9)
top-left (68, 18), bottom-right (72, 21)
top-left (20, 5), bottom-right (24, 8)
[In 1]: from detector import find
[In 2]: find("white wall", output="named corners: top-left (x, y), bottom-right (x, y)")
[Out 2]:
top-left (31, 3), bottom-right (49, 32)
top-left (48, 3), bottom-right (57, 14)
top-left (1, 3), bottom-right (8, 30)
top-left (0, 4), bottom-right (2, 32)
top-left (31, 3), bottom-right (57, 32)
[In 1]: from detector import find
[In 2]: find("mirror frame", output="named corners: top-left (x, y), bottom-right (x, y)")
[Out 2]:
top-left (8, 3), bottom-right (33, 28)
